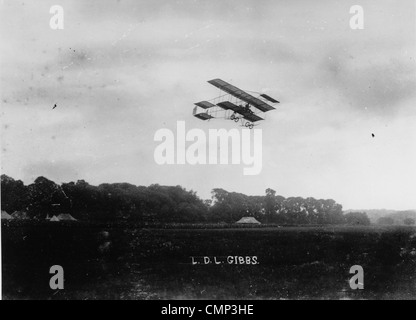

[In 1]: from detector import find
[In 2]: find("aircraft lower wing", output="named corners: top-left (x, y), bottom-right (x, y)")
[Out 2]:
top-left (242, 113), bottom-right (263, 122)
top-left (217, 101), bottom-right (241, 112)
top-left (217, 101), bottom-right (263, 122)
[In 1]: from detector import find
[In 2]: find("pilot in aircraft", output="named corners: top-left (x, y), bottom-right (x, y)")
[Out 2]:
top-left (244, 104), bottom-right (254, 114)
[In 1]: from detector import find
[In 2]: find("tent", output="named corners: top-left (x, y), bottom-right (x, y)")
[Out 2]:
top-left (236, 217), bottom-right (261, 224)
top-left (49, 215), bottom-right (60, 222)
top-left (57, 213), bottom-right (77, 221)
top-left (1, 210), bottom-right (13, 220)
top-left (11, 211), bottom-right (29, 220)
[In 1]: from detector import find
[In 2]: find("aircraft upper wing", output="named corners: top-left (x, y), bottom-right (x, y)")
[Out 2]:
top-left (260, 94), bottom-right (279, 103)
top-left (208, 78), bottom-right (276, 112)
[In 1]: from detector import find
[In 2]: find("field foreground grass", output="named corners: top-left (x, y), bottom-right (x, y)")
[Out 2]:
top-left (2, 223), bottom-right (416, 299)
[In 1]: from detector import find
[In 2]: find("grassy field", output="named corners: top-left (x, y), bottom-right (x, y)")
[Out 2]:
top-left (2, 222), bottom-right (416, 299)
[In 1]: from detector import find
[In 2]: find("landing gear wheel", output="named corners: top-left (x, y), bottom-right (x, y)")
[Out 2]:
top-left (245, 122), bottom-right (250, 127)
top-left (230, 114), bottom-right (235, 120)
top-left (234, 117), bottom-right (239, 122)
top-left (249, 123), bottom-right (254, 129)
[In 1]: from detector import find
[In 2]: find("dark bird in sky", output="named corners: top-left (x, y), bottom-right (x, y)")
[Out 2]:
top-left (372, 133), bottom-right (375, 137)
top-left (53, 104), bottom-right (57, 109)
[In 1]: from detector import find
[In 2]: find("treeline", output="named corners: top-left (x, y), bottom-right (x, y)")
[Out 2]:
top-left (1, 174), bottom-right (370, 225)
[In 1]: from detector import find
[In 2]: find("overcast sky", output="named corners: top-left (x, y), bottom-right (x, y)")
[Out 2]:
top-left (1, 0), bottom-right (415, 210)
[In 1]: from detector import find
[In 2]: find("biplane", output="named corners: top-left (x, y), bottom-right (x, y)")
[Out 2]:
top-left (193, 78), bottom-right (279, 129)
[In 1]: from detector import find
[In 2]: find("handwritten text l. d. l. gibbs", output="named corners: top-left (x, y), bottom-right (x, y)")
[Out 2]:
top-left (191, 256), bottom-right (259, 265)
